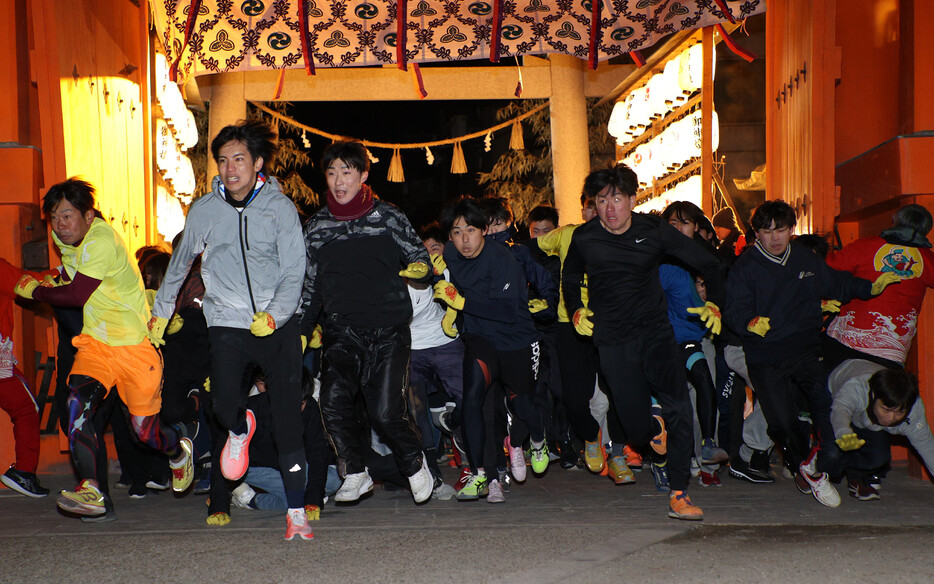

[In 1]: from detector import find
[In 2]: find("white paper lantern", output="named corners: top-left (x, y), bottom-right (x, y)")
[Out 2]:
top-left (608, 100), bottom-right (629, 139)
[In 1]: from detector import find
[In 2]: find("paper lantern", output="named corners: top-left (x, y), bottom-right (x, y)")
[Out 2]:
top-left (662, 58), bottom-right (687, 106)
top-left (176, 155), bottom-right (196, 196)
top-left (645, 74), bottom-right (667, 120)
top-left (608, 100), bottom-right (629, 139)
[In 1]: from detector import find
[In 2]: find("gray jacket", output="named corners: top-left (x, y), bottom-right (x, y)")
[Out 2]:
top-left (154, 176), bottom-right (306, 330)
top-left (829, 359), bottom-right (934, 473)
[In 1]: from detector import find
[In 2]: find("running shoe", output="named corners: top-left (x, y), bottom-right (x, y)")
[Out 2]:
top-left (651, 461), bottom-right (670, 492)
top-left (220, 409), bottom-right (256, 480)
top-left (145, 478), bottom-right (170, 491)
top-left (1, 465), bottom-right (50, 498)
top-left (559, 440), bottom-right (581, 469)
top-left (728, 457), bottom-right (774, 484)
top-left (651, 405), bottom-right (667, 456)
top-left (456, 473), bottom-right (489, 501)
top-left (57, 480), bottom-right (106, 516)
top-left (799, 453), bottom-right (840, 508)
top-left (128, 484), bottom-right (147, 499)
top-left (170, 437), bottom-right (194, 492)
top-left (231, 483), bottom-right (256, 509)
top-left (701, 438), bottom-right (729, 465)
top-left (866, 474), bottom-right (883, 491)
top-left (456, 467), bottom-right (473, 490)
top-left (285, 508), bottom-right (314, 541)
top-left (530, 441), bottom-right (550, 474)
top-left (80, 495), bottom-right (117, 523)
top-left (206, 512), bottom-right (231, 526)
top-left (505, 437), bottom-right (527, 482)
top-left (335, 470), bottom-right (374, 502)
top-left (407, 454), bottom-right (433, 503)
top-left (794, 472), bottom-right (812, 495)
top-left (698, 469), bottom-right (722, 487)
top-left (668, 490), bottom-right (703, 521)
top-left (583, 431), bottom-right (606, 473)
top-left (486, 479), bottom-right (505, 504)
top-left (607, 455), bottom-right (635, 485)
top-left (623, 444), bottom-right (643, 471)
top-left (305, 505), bottom-right (321, 521)
top-left (847, 479), bottom-right (880, 501)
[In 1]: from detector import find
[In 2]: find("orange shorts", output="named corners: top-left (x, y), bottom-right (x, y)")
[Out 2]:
top-left (70, 334), bottom-right (163, 417)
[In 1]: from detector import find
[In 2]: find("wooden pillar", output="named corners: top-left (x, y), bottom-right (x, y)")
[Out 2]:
top-left (548, 55), bottom-right (591, 225)
top-left (701, 27), bottom-right (714, 217)
top-left (207, 73), bottom-right (248, 181)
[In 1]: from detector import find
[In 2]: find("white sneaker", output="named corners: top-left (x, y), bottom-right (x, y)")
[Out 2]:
top-left (505, 438), bottom-right (527, 482)
top-left (799, 456), bottom-right (840, 508)
top-left (335, 470), bottom-right (374, 502)
top-left (408, 455), bottom-right (433, 504)
top-left (487, 479), bottom-right (505, 504)
top-left (231, 483), bottom-right (256, 509)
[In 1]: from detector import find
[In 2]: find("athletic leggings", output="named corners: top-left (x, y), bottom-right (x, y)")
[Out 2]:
top-left (66, 374), bottom-right (180, 483)
top-left (462, 334), bottom-right (543, 471)
top-left (680, 340), bottom-right (717, 441)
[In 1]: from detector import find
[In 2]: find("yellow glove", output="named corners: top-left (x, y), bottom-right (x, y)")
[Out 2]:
top-left (203, 377), bottom-right (211, 393)
top-left (166, 314), bottom-right (185, 335)
top-left (686, 301), bottom-right (722, 336)
top-left (250, 311), bottom-right (276, 337)
top-left (747, 316), bottom-right (770, 337)
top-left (835, 433), bottom-right (866, 452)
top-left (433, 281), bottom-right (466, 310)
top-left (41, 274), bottom-right (62, 288)
top-left (821, 299), bottom-right (841, 314)
top-left (305, 505), bottom-right (320, 522)
top-left (399, 261), bottom-right (430, 279)
top-left (871, 272), bottom-right (900, 296)
top-left (528, 298), bottom-right (548, 314)
top-left (441, 307), bottom-right (458, 337)
top-left (309, 324), bottom-right (323, 349)
top-left (301, 335), bottom-right (307, 352)
top-left (572, 308), bottom-right (594, 336)
top-left (13, 275), bottom-right (39, 299)
top-left (147, 315), bottom-right (169, 347)
top-left (430, 254), bottom-right (447, 276)
top-left (206, 512), bottom-right (231, 526)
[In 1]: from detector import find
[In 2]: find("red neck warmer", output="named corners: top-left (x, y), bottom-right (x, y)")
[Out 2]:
top-left (327, 184), bottom-right (375, 221)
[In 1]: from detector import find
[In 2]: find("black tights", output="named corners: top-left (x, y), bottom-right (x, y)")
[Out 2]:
top-left (680, 341), bottom-right (717, 441)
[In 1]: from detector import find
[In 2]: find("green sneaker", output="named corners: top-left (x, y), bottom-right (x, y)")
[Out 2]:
top-left (530, 441), bottom-right (549, 474)
top-left (57, 479), bottom-right (106, 516)
top-left (455, 473), bottom-right (489, 501)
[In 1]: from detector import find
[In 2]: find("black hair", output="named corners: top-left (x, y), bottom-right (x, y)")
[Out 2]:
top-left (527, 205), bottom-right (559, 227)
top-left (478, 196), bottom-right (513, 227)
top-left (696, 216), bottom-right (717, 245)
top-left (42, 178), bottom-right (98, 217)
top-left (795, 233), bottom-right (830, 259)
top-left (580, 192), bottom-right (595, 208)
top-left (139, 252), bottom-right (171, 290)
top-left (662, 201), bottom-right (705, 225)
top-left (419, 222), bottom-right (447, 244)
top-left (210, 119), bottom-right (278, 172)
top-left (868, 367), bottom-right (919, 414)
top-left (135, 244), bottom-right (164, 262)
top-left (440, 196), bottom-right (488, 235)
top-left (893, 204), bottom-right (933, 236)
top-left (582, 164), bottom-right (639, 200)
top-left (321, 140), bottom-right (370, 174)
top-left (751, 200), bottom-right (797, 231)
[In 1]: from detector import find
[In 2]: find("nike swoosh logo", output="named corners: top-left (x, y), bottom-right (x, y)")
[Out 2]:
top-left (635, 238), bottom-right (646, 243)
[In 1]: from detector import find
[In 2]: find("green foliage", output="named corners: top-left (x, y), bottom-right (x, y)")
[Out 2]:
top-left (477, 97), bottom-right (614, 222)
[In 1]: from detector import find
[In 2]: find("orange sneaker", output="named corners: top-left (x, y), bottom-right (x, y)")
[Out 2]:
top-left (651, 405), bottom-right (667, 456)
top-left (668, 490), bottom-right (703, 521)
top-left (285, 508), bottom-right (314, 540)
top-left (623, 444), bottom-right (643, 470)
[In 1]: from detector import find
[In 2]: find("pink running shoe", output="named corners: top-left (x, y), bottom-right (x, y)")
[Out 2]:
top-left (221, 409), bottom-right (256, 480)
top-left (285, 508), bottom-right (314, 541)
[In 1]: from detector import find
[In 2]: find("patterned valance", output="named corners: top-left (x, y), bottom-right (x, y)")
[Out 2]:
top-left (154, 0), bottom-right (764, 78)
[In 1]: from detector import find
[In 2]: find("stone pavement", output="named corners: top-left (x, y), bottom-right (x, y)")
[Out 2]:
top-left (2, 462), bottom-right (933, 583)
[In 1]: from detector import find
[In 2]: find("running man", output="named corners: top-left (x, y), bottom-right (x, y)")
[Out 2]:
top-left (151, 120), bottom-right (311, 540)
top-left (16, 178), bottom-right (193, 518)
top-left (562, 165), bottom-right (725, 521)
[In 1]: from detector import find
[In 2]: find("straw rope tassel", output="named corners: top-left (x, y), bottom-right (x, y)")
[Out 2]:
top-left (388, 148), bottom-right (405, 182)
top-left (509, 120), bottom-right (524, 151)
top-left (450, 143), bottom-right (467, 174)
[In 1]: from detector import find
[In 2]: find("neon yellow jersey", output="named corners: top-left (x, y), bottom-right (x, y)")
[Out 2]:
top-left (52, 218), bottom-right (150, 346)
top-left (537, 224), bottom-right (589, 323)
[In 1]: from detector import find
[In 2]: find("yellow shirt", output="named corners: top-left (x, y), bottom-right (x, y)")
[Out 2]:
top-left (53, 218), bottom-right (149, 346)
top-left (537, 224), bottom-right (589, 323)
